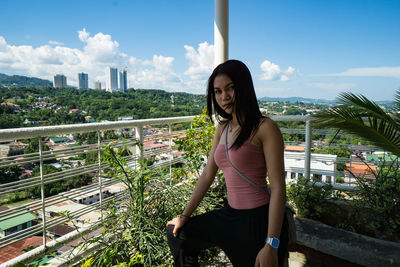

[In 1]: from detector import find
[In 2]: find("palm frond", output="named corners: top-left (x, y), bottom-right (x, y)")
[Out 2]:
top-left (394, 89), bottom-right (400, 112)
top-left (314, 92), bottom-right (400, 157)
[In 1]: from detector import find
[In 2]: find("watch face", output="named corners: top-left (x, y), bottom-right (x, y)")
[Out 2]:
top-left (271, 238), bottom-right (279, 248)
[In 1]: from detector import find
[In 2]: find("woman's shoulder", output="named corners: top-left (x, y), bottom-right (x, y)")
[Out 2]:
top-left (257, 117), bottom-right (282, 139)
top-left (214, 120), bottom-right (229, 140)
top-left (215, 120), bottom-right (229, 133)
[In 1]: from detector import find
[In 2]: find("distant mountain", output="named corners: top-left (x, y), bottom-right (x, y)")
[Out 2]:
top-left (0, 73), bottom-right (52, 88)
top-left (259, 96), bottom-right (393, 106)
top-left (259, 96), bottom-right (336, 104)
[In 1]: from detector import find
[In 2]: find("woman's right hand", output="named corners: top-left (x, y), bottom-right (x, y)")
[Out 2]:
top-left (166, 215), bottom-right (189, 237)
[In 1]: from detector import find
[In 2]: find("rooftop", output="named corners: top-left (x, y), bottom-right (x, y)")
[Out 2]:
top-left (0, 212), bottom-right (36, 231)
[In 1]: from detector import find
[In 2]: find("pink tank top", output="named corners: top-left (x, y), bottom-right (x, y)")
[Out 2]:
top-left (214, 124), bottom-right (270, 209)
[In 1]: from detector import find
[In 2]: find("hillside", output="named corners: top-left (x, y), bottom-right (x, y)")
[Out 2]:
top-left (0, 73), bottom-right (52, 88)
top-left (0, 86), bottom-right (206, 129)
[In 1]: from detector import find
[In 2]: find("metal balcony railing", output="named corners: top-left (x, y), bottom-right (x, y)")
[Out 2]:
top-left (0, 114), bottom-right (368, 266)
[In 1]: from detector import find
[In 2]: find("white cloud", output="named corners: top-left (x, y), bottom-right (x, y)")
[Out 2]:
top-left (48, 40), bottom-right (64, 46)
top-left (78, 28), bottom-right (90, 42)
top-left (128, 55), bottom-right (183, 90)
top-left (0, 30), bottom-right (212, 93)
top-left (184, 41), bottom-right (214, 80)
top-left (328, 66), bottom-right (400, 79)
top-left (0, 30), bottom-right (128, 84)
top-left (259, 60), bottom-right (299, 81)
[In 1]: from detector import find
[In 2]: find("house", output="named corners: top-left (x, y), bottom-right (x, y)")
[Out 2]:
top-left (1, 102), bottom-right (20, 112)
top-left (0, 236), bottom-right (52, 264)
top-left (284, 152), bottom-right (337, 183)
top-left (285, 145), bottom-right (305, 152)
top-left (0, 212), bottom-right (37, 238)
top-left (143, 141), bottom-right (169, 153)
top-left (344, 161), bottom-right (377, 184)
top-left (48, 136), bottom-right (72, 146)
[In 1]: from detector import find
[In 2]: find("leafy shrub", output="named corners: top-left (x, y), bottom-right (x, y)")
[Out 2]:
top-left (348, 160), bottom-right (400, 241)
top-left (287, 176), bottom-right (338, 221)
top-left (72, 112), bottom-right (225, 266)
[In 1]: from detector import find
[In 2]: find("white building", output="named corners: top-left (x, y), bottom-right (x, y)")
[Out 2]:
top-left (106, 67), bottom-right (118, 92)
top-left (94, 80), bottom-right (101, 90)
top-left (119, 69), bottom-right (127, 92)
top-left (53, 74), bottom-right (67, 88)
top-left (284, 152), bottom-right (337, 183)
top-left (78, 72), bottom-right (89, 89)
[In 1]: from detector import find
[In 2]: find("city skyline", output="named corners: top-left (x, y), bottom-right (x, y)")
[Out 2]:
top-left (0, 1), bottom-right (399, 100)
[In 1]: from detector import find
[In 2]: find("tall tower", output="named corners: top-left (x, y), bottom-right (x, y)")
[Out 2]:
top-left (94, 80), bottom-right (102, 90)
top-left (106, 67), bottom-right (118, 92)
top-left (119, 68), bottom-right (128, 92)
top-left (78, 72), bottom-right (89, 89)
top-left (53, 74), bottom-right (67, 88)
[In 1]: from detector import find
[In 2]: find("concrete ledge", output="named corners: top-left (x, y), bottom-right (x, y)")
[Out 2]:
top-left (295, 217), bottom-right (400, 267)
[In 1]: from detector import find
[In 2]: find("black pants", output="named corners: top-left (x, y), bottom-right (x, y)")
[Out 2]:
top-left (166, 204), bottom-right (288, 267)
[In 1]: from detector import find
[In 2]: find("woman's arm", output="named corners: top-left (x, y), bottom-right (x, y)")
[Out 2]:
top-left (166, 124), bottom-right (223, 236)
top-left (255, 118), bottom-right (286, 267)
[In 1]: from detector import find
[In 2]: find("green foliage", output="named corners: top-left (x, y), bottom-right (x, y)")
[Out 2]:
top-left (174, 110), bottom-right (226, 209)
top-left (0, 104), bottom-right (23, 128)
top-left (175, 109), bottom-right (215, 177)
top-left (28, 165), bottom-right (91, 197)
top-left (0, 74), bottom-right (52, 87)
top-left (346, 159), bottom-right (400, 241)
top-left (0, 87), bottom-right (205, 129)
top-left (287, 177), bottom-right (338, 221)
top-left (312, 90), bottom-right (400, 241)
top-left (0, 165), bottom-right (22, 184)
top-left (72, 140), bottom-right (222, 266)
top-left (314, 91), bottom-right (400, 157)
top-left (23, 138), bottom-right (50, 154)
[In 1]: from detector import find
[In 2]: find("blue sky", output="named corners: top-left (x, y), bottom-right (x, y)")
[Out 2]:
top-left (0, 0), bottom-right (399, 100)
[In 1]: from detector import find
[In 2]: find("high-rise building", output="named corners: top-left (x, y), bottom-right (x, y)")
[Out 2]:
top-left (94, 80), bottom-right (102, 90)
top-left (78, 72), bottom-right (89, 89)
top-left (53, 74), bottom-right (67, 88)
top-left (119, 68), bottom-right (128, 92)
top-left (106, 67), bottom-right (118, 92)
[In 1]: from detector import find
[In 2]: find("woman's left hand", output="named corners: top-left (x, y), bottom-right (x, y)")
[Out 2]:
top-left (255, 245), bottom-right (278, 267)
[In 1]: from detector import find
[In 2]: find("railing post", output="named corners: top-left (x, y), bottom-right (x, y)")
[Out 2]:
top-left (169, 124), bottom-right (172, 179)
top-left (304, 117), bottom-right (312, 179)
top-left (135, 126), bottom-right (144, 166)
top-left (38, 137), bottom-right (47, 248)
top-left (97, 131), bottom-right (103, 221)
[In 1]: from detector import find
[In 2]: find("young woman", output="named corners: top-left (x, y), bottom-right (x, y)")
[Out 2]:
top-left (166, 60), bottom-right (288, 267)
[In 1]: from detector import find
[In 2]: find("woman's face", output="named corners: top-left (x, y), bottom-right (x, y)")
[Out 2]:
top-left (213, 74), bottom-right (235, 114)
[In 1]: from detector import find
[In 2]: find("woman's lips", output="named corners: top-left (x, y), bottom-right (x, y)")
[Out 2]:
top-left (224, 103), bottom-right (232, 109)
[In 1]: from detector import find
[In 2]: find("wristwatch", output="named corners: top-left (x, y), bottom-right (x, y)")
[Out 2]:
top-left (266, 237), bottom-right (280, 248)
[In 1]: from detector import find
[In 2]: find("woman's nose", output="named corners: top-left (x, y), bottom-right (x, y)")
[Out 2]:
top-left (222, 91), bottom-right (230, 100)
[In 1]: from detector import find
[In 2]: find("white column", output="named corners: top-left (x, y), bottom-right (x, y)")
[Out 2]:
top-left (304, 117), bottom-right (312, 179)
top-left (214, 0), bottom-right (229, 67)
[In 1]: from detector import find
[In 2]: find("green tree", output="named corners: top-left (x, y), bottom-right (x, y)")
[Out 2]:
top-left (0, 165), bottom-right (22, 184)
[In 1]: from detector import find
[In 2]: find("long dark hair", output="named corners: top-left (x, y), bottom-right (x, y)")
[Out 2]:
top-left (207, 59), bottom-right (263, 149)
